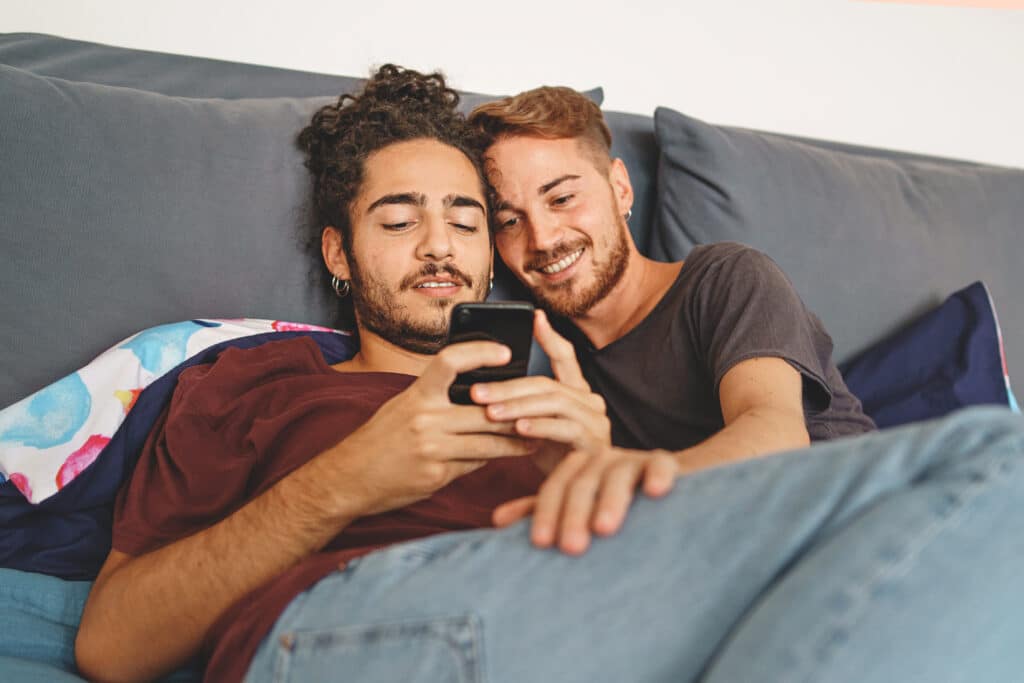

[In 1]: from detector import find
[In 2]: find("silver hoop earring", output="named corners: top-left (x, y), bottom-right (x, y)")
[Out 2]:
top-left (624, 209), bottom-right (633, 222)
top-left (488, 278), bottom-right (494, 293)
top-left (331, 275), bottom-right (350, 298)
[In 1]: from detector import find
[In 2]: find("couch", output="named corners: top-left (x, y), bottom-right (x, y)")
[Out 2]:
top-left (1, 32), bottom-right (1021, 682)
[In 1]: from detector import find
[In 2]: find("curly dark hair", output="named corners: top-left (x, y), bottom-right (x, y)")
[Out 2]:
top-left (297, 64), bottom-right (490, 329)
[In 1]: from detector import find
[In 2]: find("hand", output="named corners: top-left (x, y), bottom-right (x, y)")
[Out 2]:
top-left (327, 341), bottom-right (536, 517)
top-left (492, 446), bottom-right (679, 555)
top-left (471, 310), bottom-right (610, 473)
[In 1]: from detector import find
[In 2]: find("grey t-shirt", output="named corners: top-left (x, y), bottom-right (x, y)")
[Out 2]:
top-left (557, 242), bottom-right (876, 451)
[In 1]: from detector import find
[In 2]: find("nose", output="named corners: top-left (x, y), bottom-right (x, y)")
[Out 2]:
top-left (524, 211), bottom-right (563, 253)
top-left (415, 213), bottom-right (454, 261)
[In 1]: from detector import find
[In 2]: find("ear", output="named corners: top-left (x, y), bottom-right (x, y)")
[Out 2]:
top-left (321, 226), bottom-right (350, 280)
top-left (608, 158), bottom-right (634, 218)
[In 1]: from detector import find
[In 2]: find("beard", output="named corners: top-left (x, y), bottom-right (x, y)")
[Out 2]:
top-left (526, 216), bottom-right (630, 319)
top-left (349, 260), bottom-right (486, 355)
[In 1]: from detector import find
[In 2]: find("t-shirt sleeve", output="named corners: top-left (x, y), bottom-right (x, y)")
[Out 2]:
top-left (690, 245), bottom-right (835, 412)
top-left (112, 359), bottom-right (259, 557)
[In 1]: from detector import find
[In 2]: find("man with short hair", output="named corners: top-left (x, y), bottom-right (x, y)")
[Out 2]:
top-left (74, 68), bottom-right (1024, 683)
top-left (469, 89), bottom-right (877, 553)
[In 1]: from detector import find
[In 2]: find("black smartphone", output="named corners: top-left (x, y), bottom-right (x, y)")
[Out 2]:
top-left (446, 301), bottom-right (535, 404)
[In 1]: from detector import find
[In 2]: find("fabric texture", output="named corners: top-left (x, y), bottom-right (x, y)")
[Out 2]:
top-left (0, 33), bottom-right (604, 107)
top-left (651, 105), bottom-right (1024, 381)
top-left (0, 58), bottom-right (596, 410)
top-left (557, 242), bottom-right (874, 450)
top-left (241, 408), bottom-right (1024, 683)
top-left (0, 331), bottom-right (357, 580)
top-left (0, 319), bottom-right (344, 503)
top-left (841, 281), bottom-right (1020, 428)
top-left (0, 568), bottom-right (201, 682)
top-left (110, 337), bottom-right (544, 683)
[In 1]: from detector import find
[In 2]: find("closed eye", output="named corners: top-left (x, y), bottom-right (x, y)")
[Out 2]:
top-left (452, 223), bottom-right (478, 233)
top-left (498, 216), bottom-right (519, 230)
top-left (552, 194), bottom-right (574, 206)
top-left (382, 222), bottom-right (415, 230)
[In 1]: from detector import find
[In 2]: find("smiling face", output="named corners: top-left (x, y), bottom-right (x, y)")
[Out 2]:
top-left (323, 138), bottom-right (492, 354)
top-left (486, 135), bottom-right (634, 319)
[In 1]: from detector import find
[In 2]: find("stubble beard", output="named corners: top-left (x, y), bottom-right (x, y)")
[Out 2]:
top-left (349, 261), bottom-right (487, 355)
top-left (530, 217), bottom-right (631, 320)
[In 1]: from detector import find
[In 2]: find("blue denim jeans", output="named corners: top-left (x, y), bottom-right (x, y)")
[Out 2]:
top-left (243, 406), bottom-right (1024, 683)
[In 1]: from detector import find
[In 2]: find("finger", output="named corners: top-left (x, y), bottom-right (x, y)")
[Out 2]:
top-left (492, 391), bottom-right (601, 426)
top-left (534, 310), bottom-right (589, 389)
top-left (415, 341), bottom-right (511, 398)
top-left (557, 462), bottom-right (605, 555)
top-left (531, 450), bottom-right (590, 548)
top-left (514, 417), bottom-right (587, 448)
top-left (435, 434), bottom-right (536, 461)
top-left (471, 375), bottom-right (584, 405)
top-left (592, 460), bottom-right (643, 537)
top-left (433, 405), bottom-right (519, 435)
top-left (442, 459), bottom-right (491, 483)
top-left (641, 454), bottom-right (680, 498)
top-left (492, 496), bottom-right (536, 528)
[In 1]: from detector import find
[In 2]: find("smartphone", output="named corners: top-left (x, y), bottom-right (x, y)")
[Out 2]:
top-left (446, 301), bottom-right (535, 404)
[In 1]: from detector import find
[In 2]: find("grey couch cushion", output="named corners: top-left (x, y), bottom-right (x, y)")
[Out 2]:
top-left (0, 56), bottom-right (601, 408)
top-left (0, 33), bottom-right (602, 109)
top-left (0, 64), bottom-right (340, 408)
top-left (652, 105), bottom-right (1024, 381)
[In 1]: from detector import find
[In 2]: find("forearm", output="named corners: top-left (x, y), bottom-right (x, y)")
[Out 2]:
top-left (76, 450), bottom-right (362, 683)
top-left (674, 407), bottom-right (810, 477)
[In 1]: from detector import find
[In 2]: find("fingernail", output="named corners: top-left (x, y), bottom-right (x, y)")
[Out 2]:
top-left (517, 419), bottom-right (530, 432)
top-left (474, 385), bottom-right (488, 399)
top-left (488, 404), bottom-right (504, 418)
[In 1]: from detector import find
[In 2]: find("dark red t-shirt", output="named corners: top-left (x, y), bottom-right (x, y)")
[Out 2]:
top-left (112, 336), bottom-right (544, 683)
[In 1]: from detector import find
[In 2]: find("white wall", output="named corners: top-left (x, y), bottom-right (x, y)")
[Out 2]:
top-left (6, 0), bottom-right (1023, 166)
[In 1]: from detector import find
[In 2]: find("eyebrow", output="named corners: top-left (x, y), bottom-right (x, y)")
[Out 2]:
top-left (444, 194), bottom-right (486, 213)
top-left (494, 175), bottom-right (583, 214)
top-left (367, 192), bottom-right (426, 213)
top-left (539, 174), bottom-right (581, 195)
top-left (366, 192), bottom-right (485, 214)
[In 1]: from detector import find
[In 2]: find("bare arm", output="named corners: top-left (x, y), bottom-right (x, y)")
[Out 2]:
top-left (76, 451), bottom-right (366, 683)
top-left (673, 356), bottom-right (810, 476)
top-left (75, 342), bottom-right (532, 683)
top-left (491, 353), bottom-right (812, 555)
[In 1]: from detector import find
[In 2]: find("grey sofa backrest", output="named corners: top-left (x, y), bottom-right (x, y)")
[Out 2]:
top-left (2, 32), bottom-right (1021, 410)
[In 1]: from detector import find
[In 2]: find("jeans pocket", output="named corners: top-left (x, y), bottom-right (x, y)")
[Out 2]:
top-left (272, 613), bottom-right (484, 683)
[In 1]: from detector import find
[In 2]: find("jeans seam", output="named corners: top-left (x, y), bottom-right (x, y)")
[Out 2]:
top-left (271, 613), bottom-right (483, 683)
top-left (781, 451), bottom-right (1014, 683)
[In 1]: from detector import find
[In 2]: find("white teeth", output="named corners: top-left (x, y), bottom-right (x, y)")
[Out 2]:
top-left (540, 248), bottom-right (583, 274)
top-left (416, 281), bottom-right (457, 288)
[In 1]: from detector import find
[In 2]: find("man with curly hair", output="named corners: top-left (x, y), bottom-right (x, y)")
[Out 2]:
top-left (74, 66), bottom-right (1024, 683)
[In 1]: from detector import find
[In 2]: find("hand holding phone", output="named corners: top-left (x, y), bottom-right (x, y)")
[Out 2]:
top-left (446, 302), bottom-right (534, 404)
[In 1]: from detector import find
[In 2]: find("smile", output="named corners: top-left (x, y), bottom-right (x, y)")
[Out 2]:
top-left (415, 281), bottom-right (459, 288)
top-left (540, 248), bottom-right (584, 275)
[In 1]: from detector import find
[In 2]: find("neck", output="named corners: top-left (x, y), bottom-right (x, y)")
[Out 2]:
top-left (332, 327), bottom-right (435, 376)
top-left (572, 249), bottom-right (683, 349)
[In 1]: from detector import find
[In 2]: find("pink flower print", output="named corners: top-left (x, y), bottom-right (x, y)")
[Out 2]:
top-left (272, 321), bottom-right (336, 333)
top-left (55, 434), bottom-right (111, 490)
top-left (9, 473), bottom-right (31, 500)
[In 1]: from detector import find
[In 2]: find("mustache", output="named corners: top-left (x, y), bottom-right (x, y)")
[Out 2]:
top-left (399, 262), bottom-right (475, 290)
top-left (524, 237), bottom-right (591, 272)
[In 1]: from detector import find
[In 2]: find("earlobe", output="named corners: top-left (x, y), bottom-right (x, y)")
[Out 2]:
top-left (321, 226), bottom-right (350, 280)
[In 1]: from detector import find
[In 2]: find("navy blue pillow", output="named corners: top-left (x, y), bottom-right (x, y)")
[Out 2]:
top-left (840, 281), bottom-right (1019, 429)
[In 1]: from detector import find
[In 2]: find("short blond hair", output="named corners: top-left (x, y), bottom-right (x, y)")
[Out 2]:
top-left (469, 86), bottom-right (612, 169)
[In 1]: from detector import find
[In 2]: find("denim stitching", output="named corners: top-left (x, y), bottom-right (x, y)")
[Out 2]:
top-left (782, 447), bottom-right (1017, 683)
top-left (274, 614), bottom-right (483, 682)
